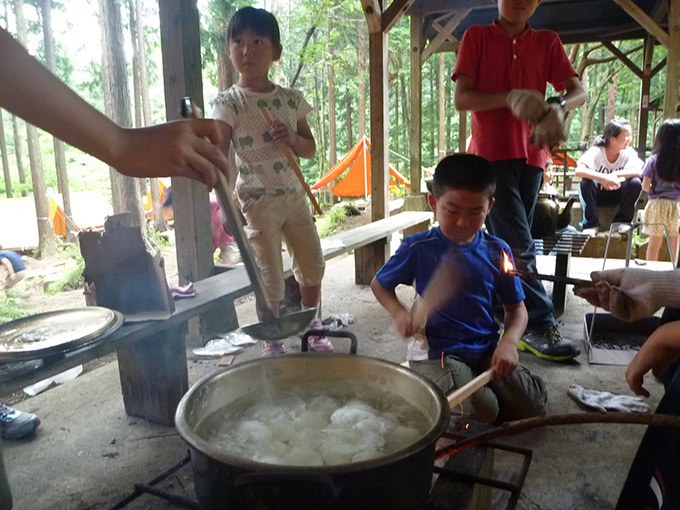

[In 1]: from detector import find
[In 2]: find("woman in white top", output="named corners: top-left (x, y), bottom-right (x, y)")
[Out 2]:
top-left (575, 118), bottom-right (643, 235)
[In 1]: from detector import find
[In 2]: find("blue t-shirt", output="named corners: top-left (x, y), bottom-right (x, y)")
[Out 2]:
top-left (0, 251), bottom-right (25, 272)
top-left (375, 228), bottom-right (524, 360)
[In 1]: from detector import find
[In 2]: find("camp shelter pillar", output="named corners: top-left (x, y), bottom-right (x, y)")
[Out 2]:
top-left (160, 1), bottom-right (231, 342)
top-left (405, 12), bottom-right (429, 212)
top-left (664, 0), bottom-right (680, 120)
top-left (638, 35), bottom-right (654, 158)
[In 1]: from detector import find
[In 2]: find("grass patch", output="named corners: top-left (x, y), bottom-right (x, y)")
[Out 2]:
top-left (316, 204), bottom-right (360, 238)
top-left (0, 296), bottom-right (36, 324)
top-left (45, 258), bottom-right (85, 295)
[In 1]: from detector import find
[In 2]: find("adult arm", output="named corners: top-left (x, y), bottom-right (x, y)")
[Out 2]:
top-left (626, 321), bottom-right (680, 397)
top-left (0, 28), bottom-right (230, 187)
top-left (491, 301), bottom-right (527, 379)
top-left (573, 268), bottom-right (680, 321)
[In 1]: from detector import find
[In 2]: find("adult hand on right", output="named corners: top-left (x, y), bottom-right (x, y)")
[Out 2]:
top-left (573, 268), bottom-right (680, 322)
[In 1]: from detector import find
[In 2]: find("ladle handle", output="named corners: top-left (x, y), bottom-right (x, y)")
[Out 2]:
top-left (180, 98), bottom-right (276, 318)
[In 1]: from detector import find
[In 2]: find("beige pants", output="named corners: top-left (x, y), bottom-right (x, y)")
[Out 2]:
top-left (242, 193), bottom-right (325, 304)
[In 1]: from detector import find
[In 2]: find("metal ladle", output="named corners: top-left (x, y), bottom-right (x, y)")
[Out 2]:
top-left (180, 98), bottom-right (317, 340)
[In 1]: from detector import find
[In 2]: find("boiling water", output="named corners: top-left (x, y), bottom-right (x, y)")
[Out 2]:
top-left (196, 381), bottom-right (431, 467)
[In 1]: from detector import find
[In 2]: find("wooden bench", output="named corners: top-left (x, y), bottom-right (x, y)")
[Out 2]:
top-left (0, 211), bottom-right (432, 425)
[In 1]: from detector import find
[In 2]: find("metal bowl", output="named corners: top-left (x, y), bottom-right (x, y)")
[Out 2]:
top-left (0, 307), bottom-right (124, 361)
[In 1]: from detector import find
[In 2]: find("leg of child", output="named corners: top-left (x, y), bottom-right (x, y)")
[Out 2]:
top-left (409, 357), bottom-right (500, 424)
top-left (488, 364), bottom-right (548, 423)
top-left (647, 235), bottom-right (663, 262)
top-left (671, 235), bottom-right (678, 264)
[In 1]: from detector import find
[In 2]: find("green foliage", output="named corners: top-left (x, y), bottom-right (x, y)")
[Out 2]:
top-left (0, 296), bottom-right (36, 324)
top-left (45, 257), bottom-right (85, 296)
top-left (315, 203), bottom-right (357, 238)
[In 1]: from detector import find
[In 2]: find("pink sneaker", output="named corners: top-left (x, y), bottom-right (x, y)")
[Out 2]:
top-left (307, 320), bottom-right (334, 352)
top-left (261, 341), bottom-right (288, 357)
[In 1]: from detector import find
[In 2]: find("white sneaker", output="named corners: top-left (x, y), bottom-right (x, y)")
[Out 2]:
top-left (612, 223), bottom-right (632, 235)
top-left (582, 227), bottom-right (599, 237)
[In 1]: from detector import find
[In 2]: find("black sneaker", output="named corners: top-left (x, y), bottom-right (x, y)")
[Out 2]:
top-left (518, 324), bottom-right (581, 362)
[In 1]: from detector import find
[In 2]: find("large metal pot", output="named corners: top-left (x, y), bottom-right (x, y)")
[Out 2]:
top-left (175, 353), bottom-right (450, 510)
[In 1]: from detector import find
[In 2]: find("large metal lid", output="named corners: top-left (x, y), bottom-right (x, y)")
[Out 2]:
top-left (0, 307), bottom-right (124, 361)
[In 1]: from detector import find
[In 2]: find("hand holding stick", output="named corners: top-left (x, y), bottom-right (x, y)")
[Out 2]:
top-left (447, 368), bottom-right (495, 409)
top-left (260, 109), bottom-right (323, 215)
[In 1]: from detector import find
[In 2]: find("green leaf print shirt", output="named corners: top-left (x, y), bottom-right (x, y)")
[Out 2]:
top-left (210, 84), bottom-right (312, 201)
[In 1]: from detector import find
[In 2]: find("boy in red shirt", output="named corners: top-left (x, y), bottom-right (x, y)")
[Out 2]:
top-left (452, 0), bottom-right (586, 362)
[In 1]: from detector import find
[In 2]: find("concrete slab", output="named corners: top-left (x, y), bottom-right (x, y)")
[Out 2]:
top-left (1, 251), bottom-right (669, 510)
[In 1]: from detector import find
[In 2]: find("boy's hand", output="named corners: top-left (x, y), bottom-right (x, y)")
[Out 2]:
top-left (506, 89), bottom-right (548, 124)
top-left (529, 103), bottom-right (566, 149)
top-left (625, 322), bottom-right (680, 397)
top-left (395, 308), bottom-right (421, 338)
top-left (491, 339), bottom-right (519, 379)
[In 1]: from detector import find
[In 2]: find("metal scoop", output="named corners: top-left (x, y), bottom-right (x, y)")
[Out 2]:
top-left (180, 98), bottom-right (316, 340)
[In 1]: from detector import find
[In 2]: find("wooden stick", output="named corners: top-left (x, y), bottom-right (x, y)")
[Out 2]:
top-left (447, 368), bottom-right (495, 409)
top-left (259, 108), bottom-right (323, 215)
top-left (435, 412), bottom-right (680, 460)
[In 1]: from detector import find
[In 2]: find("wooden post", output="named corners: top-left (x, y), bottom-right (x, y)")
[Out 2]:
top-left (158, 1), bottom-right (213, 287)
top-left (637, 34), bottom-right (654, 159)
top-left (409, 13), bottom-right (423, 198)
top-left (117, 323), bottom-right (189, 425)
top-left (664, 0), bottom-right (680, 120)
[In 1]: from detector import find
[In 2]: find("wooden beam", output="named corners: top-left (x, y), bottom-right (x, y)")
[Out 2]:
top-left (368, 28), bottom-right (389, 222)
top-left (652, 57), bottom-right (666, 77)
top-left (664, 0), bottom-right (680, 119)
top-left (612, 0), bottom-right (669, 47)
top-left (421, 9), bottom-right (470, 64)
top-left (410, 13), bottom-right (423, 197)
top-left (383, 0), bottom-right (416, 33)
top-left (159, 0), bottom-right (213, 289)
top-left (602, 41), bottom-right (642, 78)
top-left (361, 0), bottom-right (382, 33)
top-left (637, 34), bottom-right (654, 159)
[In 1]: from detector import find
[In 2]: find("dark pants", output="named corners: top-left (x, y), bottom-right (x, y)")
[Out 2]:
top-left (486, 159), bottom-right (554, 330)
top-left (578, 177), bottom-right (642, 229)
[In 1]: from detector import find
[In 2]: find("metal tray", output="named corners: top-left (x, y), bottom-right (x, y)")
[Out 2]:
top-left (0, 307), bottom-right (124, 362)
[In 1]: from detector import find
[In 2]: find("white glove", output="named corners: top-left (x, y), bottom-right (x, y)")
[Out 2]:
top-left (506, 89), bottom-right (548, 124)
top-left (573, 268), bottom-right (680, 322)
top-left (529, 103), bottom-right (566, 149)
top-left (567, 384), bottom-right (650, 413)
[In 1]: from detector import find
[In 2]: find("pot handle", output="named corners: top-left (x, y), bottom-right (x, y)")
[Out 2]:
top-left (235, 471), bottom-right (338, 510)
top-left (301, 329), bottom-right (358, 354)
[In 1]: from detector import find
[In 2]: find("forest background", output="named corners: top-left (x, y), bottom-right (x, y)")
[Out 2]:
top-left (0, 0), bottom-right (672, 257)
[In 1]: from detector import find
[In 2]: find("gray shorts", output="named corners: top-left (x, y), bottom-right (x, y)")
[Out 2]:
top-left (409, 355), bottom-right (548, 424)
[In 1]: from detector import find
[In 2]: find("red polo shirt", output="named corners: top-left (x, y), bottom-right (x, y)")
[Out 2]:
top-left (452, 20), bottom-right (577, 168)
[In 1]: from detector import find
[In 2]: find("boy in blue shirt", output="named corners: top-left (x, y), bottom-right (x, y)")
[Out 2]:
top-left (371, 154), bottom-right (547, 423)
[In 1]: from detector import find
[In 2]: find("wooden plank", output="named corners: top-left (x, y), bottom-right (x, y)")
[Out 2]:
top-left (612, 0), bottom-right (669, 47)
top-left (117, 323), bottom-right (189, 425)
top-left (355, 240), bottom-right (390, 285)
top-left (382, 0), bottom-right (415, 33)
top-left (360, 0), bottom-right (382, 33)
top-left (421, 9), bottom-right (470, 64)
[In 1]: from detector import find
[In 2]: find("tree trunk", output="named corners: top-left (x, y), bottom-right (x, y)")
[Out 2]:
top-left (129, 0), bottom-right (142, 129)
top-left (14, 0), bottom-right (57, 256)
top-left (606, 72), bottom-right (618, 124)
top-left (10, 116), bottom-right (26, 197)
top-left (346, 91), bottom-right (352, 151)
top-left (99, 0), bottom-right (145, 228)
top-left (0, 113), bottom-right (13, 198)
top-left (400, 75), bottom-right (409, 152)
top-left (327, 21), bottom-right (336, 170)
top-left (358, 21), bottom-right (367, 139)
top-left (42, 0), bottom-right (74, 242)
top-left (438, 53), bottom-right (446, 161)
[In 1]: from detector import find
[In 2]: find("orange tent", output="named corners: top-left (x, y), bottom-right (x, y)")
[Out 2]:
top-left (311, 137), bottom-right (410, 197)
top-left (549, 148), bottom-right (577, 168)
